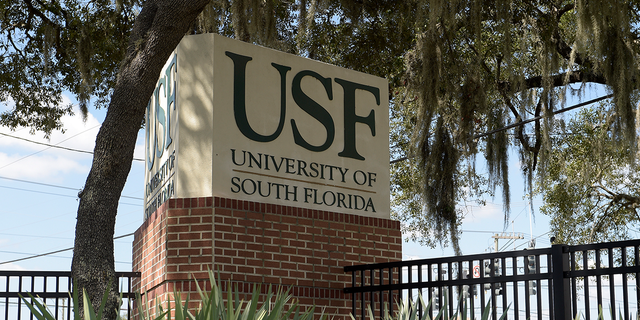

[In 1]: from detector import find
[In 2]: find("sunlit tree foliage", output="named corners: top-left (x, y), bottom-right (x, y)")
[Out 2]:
top-left (2, 1), bottom-right (640, 317)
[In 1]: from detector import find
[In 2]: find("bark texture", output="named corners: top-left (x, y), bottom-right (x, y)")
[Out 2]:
top-left (71, 1), bottom-right (209, 318)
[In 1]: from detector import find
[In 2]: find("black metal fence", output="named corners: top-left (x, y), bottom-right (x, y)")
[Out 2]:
top-left (0, 271), bottom-right (140, 320)
top-left (344, 239), bottom-right (640, 320)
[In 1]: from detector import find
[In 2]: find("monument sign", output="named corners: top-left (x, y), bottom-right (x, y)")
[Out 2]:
top-left (144, 34), bottom-right (389, 220)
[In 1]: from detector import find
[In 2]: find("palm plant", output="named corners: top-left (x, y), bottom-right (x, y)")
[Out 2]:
top-left (21, 270), bottom-right (323, 320)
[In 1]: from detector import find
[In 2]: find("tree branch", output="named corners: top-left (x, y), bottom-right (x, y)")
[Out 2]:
top-left (557, 3), bottom-right (575, 17)
top-left (6, 31), bottom-right (41, 76)
top-left (23, 0), bottom-right (60, 29)
top-left (590, 202), bottom-right (615, 241)
top-left (593, 183), bottom-right (640, 209)
top-left (498, 70), bottom-right (608, 93)
top-left (21, 0), bottom-right (68, 60)
top-left (547, 3), bottom-right (592, 68)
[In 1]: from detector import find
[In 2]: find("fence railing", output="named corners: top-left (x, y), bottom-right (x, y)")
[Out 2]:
top-left (344, 239), bottom-right (640, 320)
top-left (0, 271), bottom-right (140, 320)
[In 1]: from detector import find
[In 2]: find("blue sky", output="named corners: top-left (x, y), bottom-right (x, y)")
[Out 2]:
top-left (0, 95), bottom-right (145, 271)
top-left (0, 92), bottom-right (556, 272)
top-left (402, 156), bottom-right (551, 260)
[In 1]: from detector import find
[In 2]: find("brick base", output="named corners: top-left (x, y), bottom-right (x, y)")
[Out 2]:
top-left (132, 197), bottom-right (402, 319)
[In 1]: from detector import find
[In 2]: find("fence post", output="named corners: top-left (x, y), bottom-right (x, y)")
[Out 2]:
top-left (551, 244), bottom-right (571, 320)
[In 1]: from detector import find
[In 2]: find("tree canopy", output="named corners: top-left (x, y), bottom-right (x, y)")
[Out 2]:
top-left (200, 0), bottom-right (640, 251)
top-left (2, 0), bottom-right (640, 317)
top-left (538, 106), bottom-right (640, 244)
top-left (0, 0), bottom-right (135, 134)
top-left (393, 0), bottom-right (640, 252)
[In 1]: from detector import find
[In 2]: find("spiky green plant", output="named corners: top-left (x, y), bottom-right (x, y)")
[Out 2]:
top-left (21, 280), bottom-right (115, 320)
top-left (21, 270), bottom-right (324, 320)
top-left (355, 291), bottom-right (509, 320)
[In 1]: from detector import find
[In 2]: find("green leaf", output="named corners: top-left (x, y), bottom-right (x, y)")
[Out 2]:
top-left (19, 293), bottom-right (57, 320)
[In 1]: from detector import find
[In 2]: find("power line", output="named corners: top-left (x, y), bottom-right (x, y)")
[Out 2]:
top-left (390, 94), bottom-right (614, 164)
top-left (0, 130), bottom-right (144, 162)
top-left (0, 250), bottom-right (131, 265)
top-left (473, 94), bottom-right (614, 139)
top-left (0, 185), bottom-right (77, 198)
top-left (0, 126), bottom-right (100, 171)
top-left (0, 247), bottom-right (74, 266)
top-left (0, 175), bottom-right (143, 200)
top-left (0, 131), bottom-right (98, 156)
top-left (514, 231), bottom-right (553, 250)
top-left (0, 233), bottom-right (135, 266)
top-left (0, 232), bottom-right (70, 240)
top-left (461, 230), bottom-right (508, 234)
top-left (0, 185), bottom-right (142, 206)
top-left (0, 175), bottom-right (80, 191)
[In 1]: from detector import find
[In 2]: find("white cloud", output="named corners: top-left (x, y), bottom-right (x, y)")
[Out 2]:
top-left (0, 153), bottom-right (88, 181)
top-left (0, 262), bottom-right (26, 271)
top-left (0, 96), bottom-right (15, 113)
top-left (133, 140), bottom-right (145, 161)
top-left (0, 94), bottom-right (103, 181)
top-left (462, 202), bottom-right (503, 223)
top-left (0, 91), bottom-right (100, 142)
top-left (0, 105), bottom-right (101, 155)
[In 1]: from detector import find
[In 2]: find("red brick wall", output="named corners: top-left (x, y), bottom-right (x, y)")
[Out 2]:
top-left (133, 197), bottom-right (402, 319)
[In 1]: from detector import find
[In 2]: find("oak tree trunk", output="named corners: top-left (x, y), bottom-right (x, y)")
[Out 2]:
top-left (71, 1), bottom-right (209, 318)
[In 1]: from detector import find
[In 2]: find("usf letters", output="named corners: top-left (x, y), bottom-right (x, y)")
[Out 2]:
top-left (226, 51), bottom-right (380, 161)
top-left (144, 34), bottom-right (389, 220)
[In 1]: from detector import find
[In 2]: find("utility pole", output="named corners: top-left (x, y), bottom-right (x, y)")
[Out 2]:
top-left (492, 232), bottom-right (524, 252)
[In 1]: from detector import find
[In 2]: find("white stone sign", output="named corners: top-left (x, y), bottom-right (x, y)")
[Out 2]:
top-left (144, 34), bottom-right (389, 220)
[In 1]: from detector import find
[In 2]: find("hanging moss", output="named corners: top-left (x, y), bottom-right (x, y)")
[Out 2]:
top-left (188, 0), bottom-right (640, 250)
top-left (423, 118), bottom-right (462, 254)
top-left (485, 107), bottom-right (511, 224)
top-left (76, 25), bottom-right (94, 121)
top-left (6, 0), bottom-right (640, 252)
top-left (397, 0), bottom-right (640, 250)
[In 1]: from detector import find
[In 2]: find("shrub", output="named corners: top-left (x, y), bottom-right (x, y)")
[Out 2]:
top-left (358, 291), bottom-right (508, 320)
top-left (21, 270), bottom-right (323, 320)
